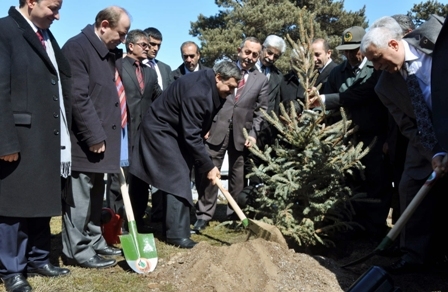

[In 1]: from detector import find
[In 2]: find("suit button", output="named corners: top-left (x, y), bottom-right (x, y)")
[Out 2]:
top-left (53, 95), bottom-right (59, 101)
top-left (54, 129), bottom-right (59, 135)
top-left (51, 79), bottom-right (56, 85)
top-left (112, 125), bottom-right (117, 130)
top-left (53, 112), bottom-right (59, 118)
top-left (115, 102), bottom-right (119, 107)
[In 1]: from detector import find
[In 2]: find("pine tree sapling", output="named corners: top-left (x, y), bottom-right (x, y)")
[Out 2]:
top-left (244, 9), bottom-right (371, 247)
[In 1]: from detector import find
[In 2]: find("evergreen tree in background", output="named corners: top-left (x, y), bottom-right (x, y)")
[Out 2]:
top-left (243, 11), bottom-right (371, 247)
top-left (407, 0), bottom-right (448, 26)
top-left (190, 0), bottom-right (367, 72)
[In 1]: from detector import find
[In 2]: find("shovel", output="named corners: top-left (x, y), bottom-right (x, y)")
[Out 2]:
top-left (214, 178), bottom-right (288, 248)
top-left (118, 168), bottom-right (158, 273)
top-left (342, 169), bottom-right (441, 268)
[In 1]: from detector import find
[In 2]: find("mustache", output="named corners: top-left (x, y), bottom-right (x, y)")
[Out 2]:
top-left (263, 57), bottom-right (274, 64)
top-left (243, 58), bottom-right (255, 64)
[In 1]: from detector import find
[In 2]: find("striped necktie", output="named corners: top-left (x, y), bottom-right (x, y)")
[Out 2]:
top-left (235, 70), bottom-right (247, 101)
top-left (115, 69), bottom-right (127, 128)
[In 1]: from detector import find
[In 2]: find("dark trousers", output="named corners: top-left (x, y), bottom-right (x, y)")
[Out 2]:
top-left (162, 192), bottom-right (191, 239)
top-left (0, 216), bottom-right (51, 279)
top-left (128, 173), bottom-right (151, 227)
top-left (196, 129), bottom-right (245, 220)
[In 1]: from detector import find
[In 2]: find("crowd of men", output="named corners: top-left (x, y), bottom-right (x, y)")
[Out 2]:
top-left (1, 0), bottom-right (448, 291)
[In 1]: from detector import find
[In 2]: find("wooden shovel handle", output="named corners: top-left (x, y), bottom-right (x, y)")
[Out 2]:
top-left (118, 168), bottom-right (135, 222)
top-left (214, 177), bottom-right (247, 222)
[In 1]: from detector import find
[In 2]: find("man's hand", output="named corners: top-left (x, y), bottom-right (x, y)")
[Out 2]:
top-left (0, 152), bottom-right (19, 162)
top-left (309, 95), bottom-right (323, 108)
top-left (245, 136), bottom-right (256, 148)
top-left (204, 131), bottom-right (210, 140)
top-left (207, 166), bottom-right (221, 185)
top-left (89, 141), bottom-right (105, 153)
top-left (432, 154), bottom-right (448, 174)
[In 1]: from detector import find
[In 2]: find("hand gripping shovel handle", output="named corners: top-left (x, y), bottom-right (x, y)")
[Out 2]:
top-left (214, 178), bottom-right (249, 227)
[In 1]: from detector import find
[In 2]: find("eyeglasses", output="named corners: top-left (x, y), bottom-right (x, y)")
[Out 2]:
top-left (134, 42), bottom-right (149, 49)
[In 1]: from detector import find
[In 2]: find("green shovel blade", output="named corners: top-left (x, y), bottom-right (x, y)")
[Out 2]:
top-left (120, 222), bottom-right (158, 273)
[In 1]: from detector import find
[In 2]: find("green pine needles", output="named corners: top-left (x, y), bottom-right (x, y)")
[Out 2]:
top-left (244, 10), bottom-right (371, 247)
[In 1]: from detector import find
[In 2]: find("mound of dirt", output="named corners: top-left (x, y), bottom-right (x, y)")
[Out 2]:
top-left (147, 239), bottom-right (355, 292)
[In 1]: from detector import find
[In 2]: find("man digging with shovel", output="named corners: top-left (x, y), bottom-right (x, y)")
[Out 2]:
top-left (129, 61), bottom-right (241, 248)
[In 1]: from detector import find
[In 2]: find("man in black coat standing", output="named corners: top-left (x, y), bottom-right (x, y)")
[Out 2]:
top-left (129, 61), bottom-right (241, 248)
top-left (171, 41), bottom-right (209, 80)
top-left (61, 6), bottom-right (131, 269)
top-left (0, 1), bottom-right (71, 291)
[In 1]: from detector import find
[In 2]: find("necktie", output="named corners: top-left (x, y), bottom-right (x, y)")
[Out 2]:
top-left (406, 73), bottom-right (437, 150)
top-left (115, 69), bottom-right (127, 128)
top-left (36, 29), bottom-right (46, 50)
top-left (235, 70), bottom-right (247, 102)
top-left (147, 59), bottom-right (155, 69)
top-left (135, 60), bottom-right (144, 93)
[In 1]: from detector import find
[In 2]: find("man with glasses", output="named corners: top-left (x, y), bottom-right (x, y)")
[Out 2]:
top-left (193, 37), bottom-right (269, 232)
top-left (106, 30), bottom-right (162, 231)
top-left (61, 6), bottom-right (130, 269)
top-left (172, 41), bottom-right (209, 80)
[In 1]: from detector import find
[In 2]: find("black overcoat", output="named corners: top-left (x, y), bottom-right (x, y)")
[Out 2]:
top-left (0, 7), bottom-right (71, 217)
top-left (129, 69), bottom-right (223, 205)
top-left (62, 25), bottom-right (122, 173)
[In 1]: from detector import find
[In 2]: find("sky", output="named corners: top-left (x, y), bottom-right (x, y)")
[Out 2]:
top-left (1, 0), bottom-right (447, 69)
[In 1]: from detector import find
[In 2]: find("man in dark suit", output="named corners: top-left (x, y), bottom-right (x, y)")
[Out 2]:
top-left (193, 37), bottom-right (269, 231)
top-left (61, 6), bottom-right (130, 269)
top-left (172, 41), bottom-right (210, 80)
top-left (311, 26), bottom-right (391, 239)
top-left (143, 27), bottom-right (173, 90)
top-left (256, 35), bottom-right (286, 113)
top-left (361, 15), bottom-right (447, 274)
top-left (129, 61), bottom-right (241, 248)
top-left (106, 29), bottom-right (162, 229)
top-left (241, 35), bottom-right (286, 201)
top-left (0, 1), bottom-right (71, 290)
top-left (432, 18), bottom-right (448, 170)
top-left (280, 38), bottom-right (337, 105)
top-left (312, 38), bottom-right (338, 86)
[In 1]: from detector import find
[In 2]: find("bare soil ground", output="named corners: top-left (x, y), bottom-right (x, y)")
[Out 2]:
top-left (1, 205), bottom-right (447, 292)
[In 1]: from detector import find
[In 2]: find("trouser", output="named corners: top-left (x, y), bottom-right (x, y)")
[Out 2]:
top-left (196, 130), bottom-right (245, 220)
top-left (128, 173), bottom-right (151, 227)
top-left (62, 172), bottom-right (108, 263)
top-left (0, 216), bottom-right (51, 279)
top-left (163, 192), bottom-right (191, 239)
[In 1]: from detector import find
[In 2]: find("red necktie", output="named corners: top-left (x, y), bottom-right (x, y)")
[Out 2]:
top-left (135, 60), bottom-right (144, 93)
top-left (115, 69), bottom-right (127, 128)
top-left (36, 29), bottom-right (46, 50)
top-left (235, 70), bottom-right (246, 102)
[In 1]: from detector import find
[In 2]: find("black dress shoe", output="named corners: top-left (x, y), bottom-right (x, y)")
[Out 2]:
top-left (28, 263), bottom-right (70, 277)
top-left (95, 246), bottom-right (122, 256)
top-left (78, 255), bottom-right (117, 269)
top-left (166, 238), bottom-right (197, 249)
top-left (191, 219), bottom-right (209, 232)
top-left (2, 274), bottom-right (32, 292)
top-left (384, 258), bottom-right (423, 274)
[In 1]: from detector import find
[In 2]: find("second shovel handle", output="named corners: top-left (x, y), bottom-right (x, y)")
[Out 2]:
top-left (214, 178), bottom-right (249, 227)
